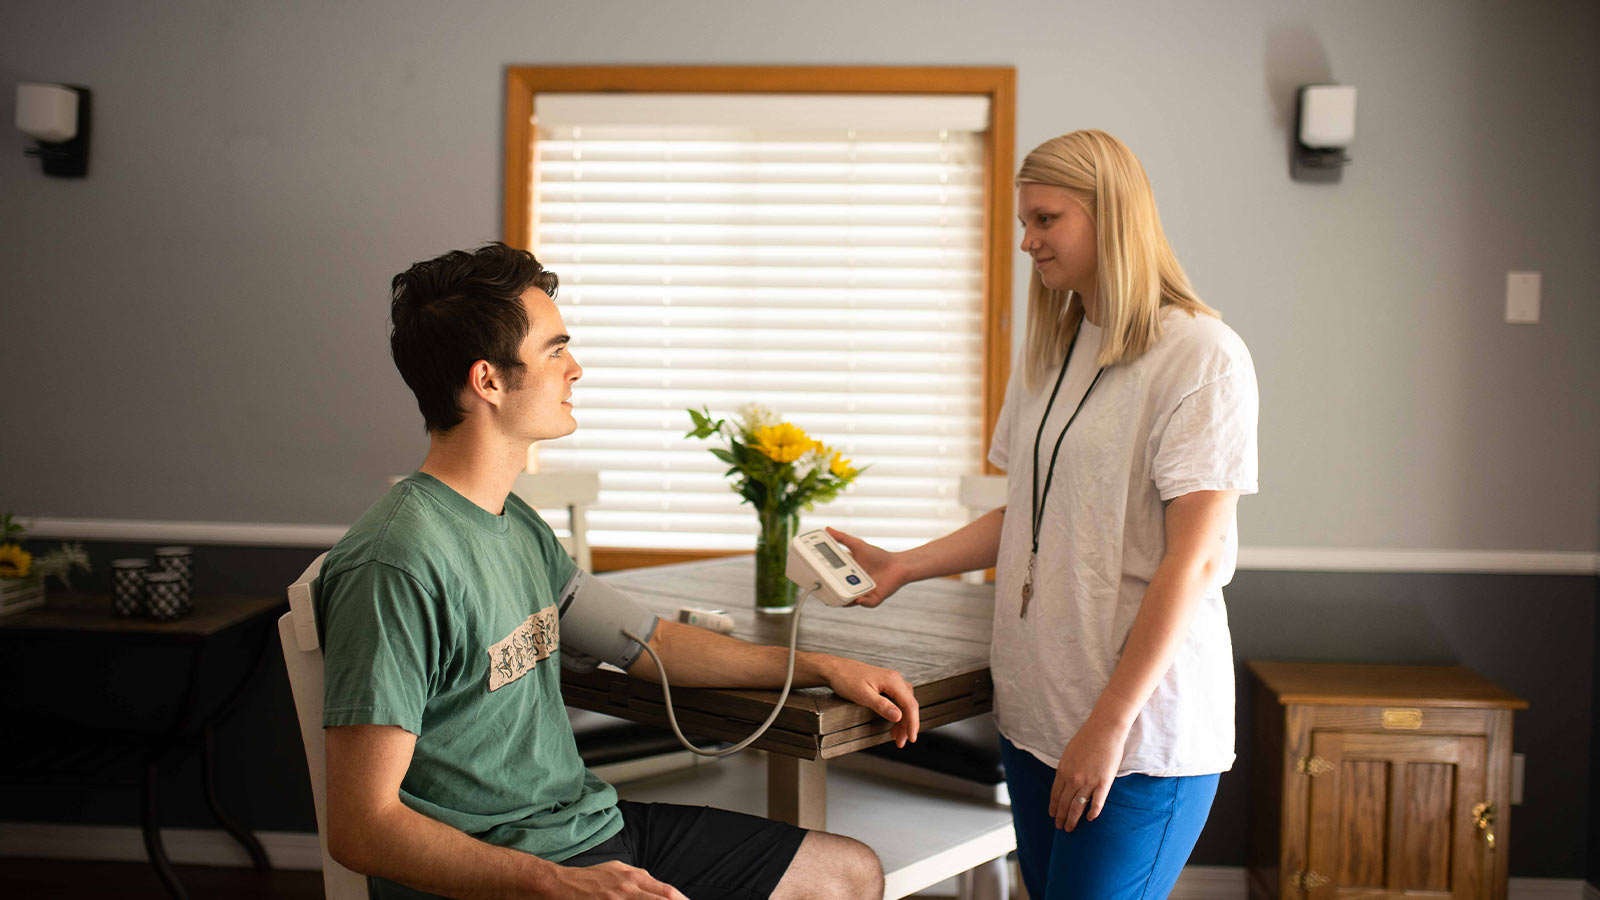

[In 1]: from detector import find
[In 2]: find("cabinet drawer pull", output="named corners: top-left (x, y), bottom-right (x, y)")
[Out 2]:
top-left (1381, 707), bottom-right (1423, 729)
top-left (1292, 870), bottom-right (1330, 892)
top-left (1472, 802), bottom-right (1497, 851)
top-left (1296, 755), bottom-right (1336, 776)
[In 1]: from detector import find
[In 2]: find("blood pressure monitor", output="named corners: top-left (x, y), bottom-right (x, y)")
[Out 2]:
top-left (786, 529), bottom-right (875, 606)
top-left (612, 526), bottom-right (877, 760)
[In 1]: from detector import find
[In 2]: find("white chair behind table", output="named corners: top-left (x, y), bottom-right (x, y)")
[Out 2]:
top-left (387, 471), bottom-right (600, 572)
top-left (278, 552), bottom-right (372, 900)
top-left (510, 470), bottom-right (600, 573)
top-left (958, 473), bottom-right (1007, 584)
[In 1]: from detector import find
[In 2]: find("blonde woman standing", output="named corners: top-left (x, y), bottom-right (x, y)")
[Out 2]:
top-left (831, 130), bottom-right (1258, 900)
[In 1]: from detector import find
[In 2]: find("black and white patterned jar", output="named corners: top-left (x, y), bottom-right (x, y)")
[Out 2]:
top-left (154, 546), bottom-right (193, 614)
top-left (143, 571), bottom-right (187, 621)
top-left (111, 559), bottom-right (150, 617)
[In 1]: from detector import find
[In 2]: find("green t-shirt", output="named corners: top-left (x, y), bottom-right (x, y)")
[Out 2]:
top-left (317, 472), bottom-right (622, 884)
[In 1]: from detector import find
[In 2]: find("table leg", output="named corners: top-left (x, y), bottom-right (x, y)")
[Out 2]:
top-left (196, 610), bottom-right (277, 870)
top-left (202, 725), bottom-right (271, 870)
top-left (767, 755), bottom-right (827, 830)
top-left (142, 762), bottom-right (189, 900)
top-left (956, 856), bottom-right (1009, 900)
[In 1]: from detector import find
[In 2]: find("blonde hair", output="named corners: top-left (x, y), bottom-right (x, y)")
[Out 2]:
top-left (1016, 130), bottom-right (1217, 390)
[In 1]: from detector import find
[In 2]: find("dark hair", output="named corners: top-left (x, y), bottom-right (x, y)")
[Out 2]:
top-left (389, 242), bottom-right (559, 433)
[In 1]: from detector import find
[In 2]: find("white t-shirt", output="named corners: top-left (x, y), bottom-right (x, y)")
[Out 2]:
top-left (987, 307), bottom-right (1258, 777)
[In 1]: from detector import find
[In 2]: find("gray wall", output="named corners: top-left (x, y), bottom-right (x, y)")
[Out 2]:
top-left (0, 0), bottom-right (1596, 884)
top-left (1, 0), bottom-right (1597, 553)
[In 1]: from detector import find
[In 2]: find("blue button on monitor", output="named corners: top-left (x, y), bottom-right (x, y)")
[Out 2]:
top-left (846, 574), bottom-right (861, 585)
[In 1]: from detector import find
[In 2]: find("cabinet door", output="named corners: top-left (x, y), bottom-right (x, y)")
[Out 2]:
top-left (1304, 732), bottom-right (1487, 900)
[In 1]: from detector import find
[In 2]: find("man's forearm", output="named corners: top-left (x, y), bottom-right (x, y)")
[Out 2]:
top-left (333, 798), bottom-right (559, 900)
top-left (626, 617), bottom-right (836, 688)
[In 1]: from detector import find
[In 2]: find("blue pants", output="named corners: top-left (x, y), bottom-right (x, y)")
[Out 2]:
top-left (1000, 736), bottom-right (1218, 900)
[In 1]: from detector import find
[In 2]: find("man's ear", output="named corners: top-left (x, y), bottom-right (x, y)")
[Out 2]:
top-left (464, 360), bottom-right (504, 407)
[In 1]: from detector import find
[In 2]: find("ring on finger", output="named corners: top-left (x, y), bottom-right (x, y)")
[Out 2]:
top-left (1074, 796), bottom-right (1088, 805)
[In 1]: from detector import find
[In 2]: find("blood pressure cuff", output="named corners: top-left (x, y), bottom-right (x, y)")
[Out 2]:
top-left (556, 570), bottom-right (659, 673)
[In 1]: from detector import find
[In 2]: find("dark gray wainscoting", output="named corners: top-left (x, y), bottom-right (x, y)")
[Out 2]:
top-left (1204, 568), bottom-right (1594, 878)
top-left (2, 541), bottom-right (1595, 878)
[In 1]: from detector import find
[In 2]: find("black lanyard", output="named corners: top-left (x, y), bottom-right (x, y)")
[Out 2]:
top-left (1029, 330), bottom-right (1106, 561)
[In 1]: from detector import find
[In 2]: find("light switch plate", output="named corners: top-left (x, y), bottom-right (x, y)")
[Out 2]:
top-left (1506, 271), bottom-right (1540, 324)
top-left (1511, 752), bottom-right (1524, 805)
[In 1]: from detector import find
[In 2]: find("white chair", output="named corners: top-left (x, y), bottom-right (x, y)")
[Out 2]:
top-left (512, 470), bottom-right (600, 572)
top-left (958, 473), bottom-right (1007, 584)
top-left (279, 552), bottom-right (370, 900)
top-left (386, 471), bottom-right (599, 571)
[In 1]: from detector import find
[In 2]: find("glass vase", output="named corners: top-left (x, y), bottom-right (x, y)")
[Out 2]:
top-left (754, 508), bottom-right (798, 614)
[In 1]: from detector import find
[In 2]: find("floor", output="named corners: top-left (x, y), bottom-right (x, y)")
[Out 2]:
top-left (0, 857), bottom-right (976, 899)
top-left (0, 858), bottom-right (325, 899)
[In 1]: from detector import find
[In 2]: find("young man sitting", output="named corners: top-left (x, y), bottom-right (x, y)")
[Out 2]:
top-left (318, 242), bottom-right (920, 900)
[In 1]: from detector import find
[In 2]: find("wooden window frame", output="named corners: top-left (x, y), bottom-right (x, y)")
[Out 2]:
top-left (503, 66), bottom-right (1015, 572)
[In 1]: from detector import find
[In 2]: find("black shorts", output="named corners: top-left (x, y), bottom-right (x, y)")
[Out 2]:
top-left (561, 800), bottom-right (809, 899)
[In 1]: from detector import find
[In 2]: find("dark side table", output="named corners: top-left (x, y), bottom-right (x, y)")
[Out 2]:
top-left (0, 594), bottom-right (287, 900)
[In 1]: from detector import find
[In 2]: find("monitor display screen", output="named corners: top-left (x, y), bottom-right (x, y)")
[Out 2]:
top-left (815, 541), bottom-right (847, 569)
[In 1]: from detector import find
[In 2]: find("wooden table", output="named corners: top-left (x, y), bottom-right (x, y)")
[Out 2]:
top-left (0, 594), bottom-right (287, 900)
top-left (561, 557), bottom-right (995, 829)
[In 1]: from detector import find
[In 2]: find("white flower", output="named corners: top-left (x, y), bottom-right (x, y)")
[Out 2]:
top-left (737, 403), bottom-right (779, 432)
top-left (35, 541), bottom-right (92, 590)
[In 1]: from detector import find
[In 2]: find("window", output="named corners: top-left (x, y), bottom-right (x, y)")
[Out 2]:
top-left (504, 68), bottom-right (1014, 568)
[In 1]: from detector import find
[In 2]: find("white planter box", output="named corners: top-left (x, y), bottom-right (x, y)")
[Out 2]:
top-left (0, 576), bottom-right (44, 616)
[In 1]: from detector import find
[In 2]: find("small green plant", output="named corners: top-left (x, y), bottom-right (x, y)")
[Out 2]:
top-left (0, 512), bottom-right (22, 545)
top-left (0, 512), bottom-right (91, 589)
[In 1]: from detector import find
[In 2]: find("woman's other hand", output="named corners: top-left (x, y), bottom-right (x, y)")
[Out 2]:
top-left (825, 528), bottom-right (908, 608)
top-left (1048, 718), bottom-right (1128, 831)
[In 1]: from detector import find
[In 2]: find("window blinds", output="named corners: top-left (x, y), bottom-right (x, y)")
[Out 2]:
top-left (529, 94), bottom-right (990, 551)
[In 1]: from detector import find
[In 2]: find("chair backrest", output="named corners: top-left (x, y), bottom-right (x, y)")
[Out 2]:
top-left (957, 473), bottom-right (1006, 513)
top-left (279, 551), bottom-right (371, 900)
top-left (512, 470), bottom-right (600, 572)
top-left (389, 471), bottom-right (599, 572)
top-left (957, 474), bottom-right (1007, 585)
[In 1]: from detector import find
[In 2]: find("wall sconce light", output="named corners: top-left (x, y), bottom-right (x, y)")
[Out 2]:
top-left (16, 82), bottom-right (91, 177)
top-left (1292, 84), bottom-right (1356, 183)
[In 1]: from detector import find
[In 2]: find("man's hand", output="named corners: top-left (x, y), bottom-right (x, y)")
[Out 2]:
top-left (547, 861), bottom-right (690, 900)
top-left (820, 656), bottom-right (920, 747)
top-left (825, 528), bottom-right (909, 608)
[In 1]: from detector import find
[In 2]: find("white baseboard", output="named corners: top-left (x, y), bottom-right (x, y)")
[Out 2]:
top-left (25, 517), bottom-right (348, 548)
top-left (19, 516), bottom-right (1600, 575)
top-left (1236, 546), bottom-right (1599, 576)
top-left (1165, 864), bottom-right (1247, 899)
top-left (1507, 878), bottom-right (1594, 900)
top-left (1155, 872), bottom-right (1586, 900)
top-left (1, 824), bottom-right (1592, 900)
top-left (0, 821), bottom-right (324, 870)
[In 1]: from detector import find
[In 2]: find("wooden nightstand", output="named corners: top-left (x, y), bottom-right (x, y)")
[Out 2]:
top-left (1247, 662), bottom-right (1526, 900)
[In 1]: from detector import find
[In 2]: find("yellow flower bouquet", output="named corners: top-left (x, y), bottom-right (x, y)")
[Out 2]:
top-left (0, 512), bottom-right (43, 616)
top-left (686, 405), bottom-right (863, 612)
